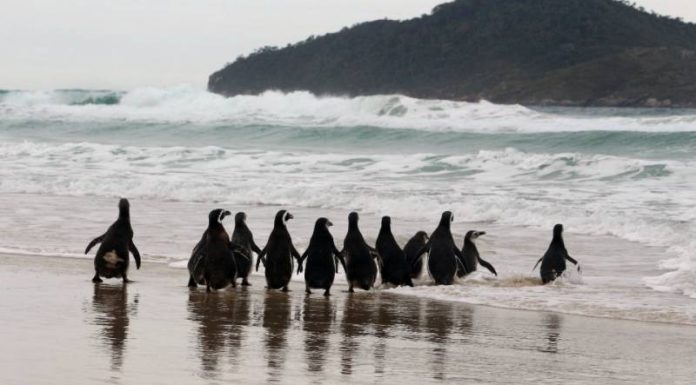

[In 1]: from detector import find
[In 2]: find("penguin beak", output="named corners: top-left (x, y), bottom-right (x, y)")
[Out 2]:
top-left (478, 231), bottom-right (486, 236)
top-left (327, 220), bottom-right (333, 227)
top-left (287, 213), bottom-right (294, 220)
top-left (223, 210), bottom-right (231, 218)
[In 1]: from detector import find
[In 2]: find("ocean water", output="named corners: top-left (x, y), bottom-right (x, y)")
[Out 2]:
top-left (1, 85), bottom-right (695, 324)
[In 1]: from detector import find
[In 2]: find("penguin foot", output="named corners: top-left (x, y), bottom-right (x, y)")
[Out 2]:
top-left (348, 285), bottom-right (354, 293)
top-left (187, 277), bottom-right (197, 288)
top-left (92, 274), bottom-right (102, 283)
top-left (323, 289), bottom-right (331, 297)
top-left (282, 286), bottom-right (290, 292)
top-left (242, 279), bottom-right (251, 286)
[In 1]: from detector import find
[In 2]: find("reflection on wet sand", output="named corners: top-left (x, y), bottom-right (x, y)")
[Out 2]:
top-left (262, 292), bottom-right (292, 383)
top-left (302, 296), bottom-right (335, 374)
top-left (340, 293), bottom-right (375, 376)
top-left (187, 289), bottom-right (250, 378)
top-left (90, 284), bottom-right (138, 371)
top-left (540, 313), bottom-right (562, 354)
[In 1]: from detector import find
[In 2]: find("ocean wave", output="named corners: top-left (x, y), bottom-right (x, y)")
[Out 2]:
top-left (2, 85), bottom-right (696, 133)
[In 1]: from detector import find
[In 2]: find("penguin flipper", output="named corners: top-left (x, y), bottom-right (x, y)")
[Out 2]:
top-left (297, 249), bottom-right (308, 274)
top-left (477, 257), bottom-right (497, 276)
top-left (532, 257), bottom-right (543, 272)
top-left (129, 240), bottom-right (141, 269)
top-left (255, 247), bottom-right (267, 271)
top-left (85, 234), bottom-right (105, 254)
top-left (565, 255), bottom-right (579, 265)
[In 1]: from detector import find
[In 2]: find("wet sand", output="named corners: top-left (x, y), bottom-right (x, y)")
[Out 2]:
top-left (1, 254), bottom-right (695, 385)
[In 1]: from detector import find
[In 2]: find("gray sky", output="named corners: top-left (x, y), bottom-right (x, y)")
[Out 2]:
top-left (2, 0), bottom-right (695, 90)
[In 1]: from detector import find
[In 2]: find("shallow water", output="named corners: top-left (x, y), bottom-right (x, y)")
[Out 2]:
top-left (1, 254), bottom-right (695, 385)
top-left (1, 88), bottom-right (696, 324)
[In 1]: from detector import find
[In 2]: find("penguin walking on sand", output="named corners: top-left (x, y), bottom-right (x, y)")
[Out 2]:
top-left (297, 217), bottom-right (346, 296)
top-left (85, 198), bottom-right (141, 283)
top-left (342, 212), bottom-right (378, 292)
top-left (255, 210), bottom-right (301, 292)
top-left (458, 231), bottom-right (497, 278)
top-left (416, 211), bottom-right (465, 285)
top-left (404, 231), bottom-right (429, 279)
top-left (232, 212), bottom-right (263, 286)
top-left (375, 216), bottom-right (413, 287)
top-left (187, 209), bottom-right (245, 292)
top-left (533, 224), bottom-right (581, 284)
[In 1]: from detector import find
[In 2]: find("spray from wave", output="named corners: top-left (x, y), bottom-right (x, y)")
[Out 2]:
top-left (2, 85), bottom-right (696, 133)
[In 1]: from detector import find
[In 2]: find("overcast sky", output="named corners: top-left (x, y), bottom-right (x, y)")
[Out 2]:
top-left (2, 0), bottom-right (695, 90)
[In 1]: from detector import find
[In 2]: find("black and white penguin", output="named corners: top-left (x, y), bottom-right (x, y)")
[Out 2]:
top-left (458, 230), bottom-right (497, 277)
top-left (375, 216), bottom-right (414, 287)
top-left (255, 210), bottom-right (301, 291)
top-left (85, 198), bottom-right (141, 283)
top-left (533, 224), bottom-right (580, 284)
top-left (297, 217), bottom-right (346, 296)
top-left (341, 212), bottom-right (378, 292)
top-left (187, 209), bottom-right (241, 292)
top-left (403, 231), bottom-right (429, 279)
top-left (416, 211), bottom-right (464, 285)
top-left (231, 212), bottom-right (263, 286)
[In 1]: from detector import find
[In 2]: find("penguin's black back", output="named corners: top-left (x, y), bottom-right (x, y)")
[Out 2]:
top-left (375, 217), bottom-right (412, 286)
top-left (231, 213), bottom-right (258, 279)
top-left (204, 225), bottom-right (237, 290)
top-left (343, 213), bottom-right (377, 290)
top-left (427, 212), bottom-right (458, 285)
top-left (404, 231), bottom-right (428, 279)
top-left (263, 211), bottom-right (295, 289)
top-left (540, 225), bottom-right (568, 283)
top-left (304, 219), bottom-right (338, 290)
top-left (94, 200), bottom-right (134, 278)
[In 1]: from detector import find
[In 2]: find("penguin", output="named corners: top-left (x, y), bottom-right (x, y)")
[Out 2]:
top-left (187, 209), bottom-right (243, 292)
top-left (403, 231), bottom-right (429, 279)
top-left (231, 212), bottom-right (263, 286)
top-left (375, 216), bottom-right (413, 287)
top-left (416, 211), bottom-right (465, 285)
top-left (533, 224), bottom-right (581, 284)
top-left (341, 212), bottom-right (378, 292)
top-left (85, 198), bottom-right (141, 283)
top-left (297, 217), bottom-right (346, 296)
top-left (458, 231), bottom-right (497, 278)
top-left (255, 210), bottom-right (301, 291)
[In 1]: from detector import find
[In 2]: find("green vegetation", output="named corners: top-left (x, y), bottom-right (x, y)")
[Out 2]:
top-left (209, 0), bottom-right (696, 107)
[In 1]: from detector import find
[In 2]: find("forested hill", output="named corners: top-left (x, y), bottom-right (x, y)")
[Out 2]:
top-left (208, 0), bottom-right (696, 107)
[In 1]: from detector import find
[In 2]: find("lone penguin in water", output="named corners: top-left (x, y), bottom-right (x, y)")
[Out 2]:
top-left (342, 212), bottom-right (378, 292)
top-left (297, 217), bottom-right (346, 296)
top-left (375, 216), bottom-right (413, 287)
top-left (255, 210), bottom-right (301, 292)
top-left (231, 212), bottom-right (263, 286)
top-left (533, 224), bottom-right (581, 284)
top-left (458, 231), bottom-right (497, 278)
top-left (187, 209), bottom-right (244, 292)
top-left (416, 211), bottom-right (464, 285)
top-left (85, 198), bottom-right (141, 283)
top-left (404, 231), bottom-right (429, 279)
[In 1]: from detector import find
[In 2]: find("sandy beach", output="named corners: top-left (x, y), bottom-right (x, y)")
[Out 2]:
top-left (1, 253), bottom-right (695, 385)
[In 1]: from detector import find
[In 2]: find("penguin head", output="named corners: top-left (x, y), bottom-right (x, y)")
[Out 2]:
top-left (439, 211), bottom-right (453, 227)
top-left (466, 230), bottom-right (486, 242)
top-left (415, 231), bottom-right (429, 242)
top-left (209, 209), bottom-right (231, 226)
top-left (381, 216), bottom-right (391, 228)
top-left (315, 217), bottom-right (333, 230)
top-left (118, 198), bottom-right (130, 217)
top-left (348, 212), bottom-right (359, 228)
top-left (553, 224), bottom-right (564, 237)
top-left (275, 210), bottom-right (293, 227)
top-left (235, 212), bottom-right (247, 224)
